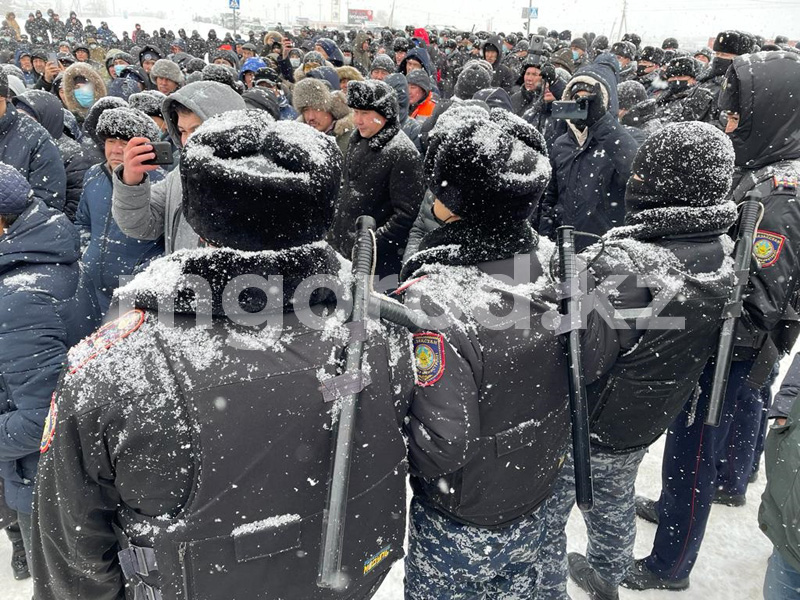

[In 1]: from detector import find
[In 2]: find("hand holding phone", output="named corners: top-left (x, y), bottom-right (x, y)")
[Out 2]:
top-left (141, 141), bottom-right (174, 166)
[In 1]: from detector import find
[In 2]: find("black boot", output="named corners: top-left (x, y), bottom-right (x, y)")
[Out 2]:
top-left (713, 490), bottom-right (746, 507)
top-left (621, 558), bottom-right (689, 591)
top-left (634, 495), bottom-right (659, 524)
top-left (6, 524), bottom-right (30, 581)
top-left (567, 552), bottom-right (619, 600)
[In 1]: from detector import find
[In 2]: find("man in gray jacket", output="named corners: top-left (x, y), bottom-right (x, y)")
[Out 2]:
top-left (111, 80), bottom-right (246, 254)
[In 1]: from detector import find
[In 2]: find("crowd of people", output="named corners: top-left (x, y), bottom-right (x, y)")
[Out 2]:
top-left (0, 7), bottom-right (799, 600)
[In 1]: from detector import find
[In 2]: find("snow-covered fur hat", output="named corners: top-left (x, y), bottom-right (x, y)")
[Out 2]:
top-left (713, 30), bottom-right (755, 56)
top-left (609, 121), bottom-right (737, 240)
top-left (128, 90), bottom-right (166, 117)
top-left (618, 80), bottom-right (648, 110)
top-left (84, 95), bottom-right (128, 144)
top-left (425, 104), bottom-right (551, 222)
top-left (181, 110), bottom-right (343, 251)
top-left (664, 56), bottom-right (700, 79)
top-left (201, 63), bottom-right (243, 93)
top-left (96, 106), bottom-right (161, 142)
top-left (293, 78), bottom-right (351, 120)
top-left (149, 58), bottom-right (184, 86)
top-left (346, 79), bottom-right (398, 123)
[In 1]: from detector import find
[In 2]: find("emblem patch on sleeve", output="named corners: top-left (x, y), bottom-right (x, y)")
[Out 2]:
top-left (753, 230), bottom-right (786, 268)
top-left (773, 175), bottom-right (798, 190)
top-left (40, 394), bottom-right (58, 454)
top-left (413, 332), bottom-right (446, 387)
top-left (68, 309), bottom-right (146, 373)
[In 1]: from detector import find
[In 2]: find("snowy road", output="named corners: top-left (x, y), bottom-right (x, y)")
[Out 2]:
top-left (0, 433), bottom-right (773, 600)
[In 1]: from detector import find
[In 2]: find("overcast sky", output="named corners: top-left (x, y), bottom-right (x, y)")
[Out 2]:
top-left (113, 0), bottom-right (800, 48)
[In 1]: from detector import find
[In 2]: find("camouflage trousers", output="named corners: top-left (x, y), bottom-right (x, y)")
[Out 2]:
top-left (405, 497), bottom-right (546, 599)
top-left (535, 447), bottom-right (647, 600)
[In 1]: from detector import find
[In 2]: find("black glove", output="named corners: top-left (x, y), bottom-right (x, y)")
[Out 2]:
top-left (583, 83), bottom-right (608, 128)
top-left (540, 62), bottom-right (557, 85)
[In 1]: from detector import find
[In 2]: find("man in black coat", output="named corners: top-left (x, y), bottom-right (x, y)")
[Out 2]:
top-left (537, 58), bottom-right (639, 249)
top-left (398, 103), bottom-right (618, 600)
top-left (655, 57), bottom-right (715, 124)
top-left (537, 122), bottom-right (738, 600)
top-left (628, 51), bottom-right (800, 592)
top-left (328, 80), bottom-right (424, 286)
top-left (482, 35), bottom-right (515, 93)
top-left (698, 30), bottom-right (755, 127)
top-left (31, 110), bottom-right (414, 600)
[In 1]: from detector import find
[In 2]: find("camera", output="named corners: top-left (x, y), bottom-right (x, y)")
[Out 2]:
top-left (529, 35), bottom-right (545, 53)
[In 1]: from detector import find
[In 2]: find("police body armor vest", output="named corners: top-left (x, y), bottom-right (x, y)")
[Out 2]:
top-left (411, 252), bottom-right (571, 529)
top-left (587, 238), bottom-right (732, 453)
top-left (117, 313), bottom-right (407, 600)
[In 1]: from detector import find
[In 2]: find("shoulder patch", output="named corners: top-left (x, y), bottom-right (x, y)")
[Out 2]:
top-left (773, 175), bottom-right (798, 190)
top-left (68, 309), bottom-right (146, 374)
top-left (753, 230), bottom-right (786, 268)
top-left (40, 394), bottom-right (57, 454)
top-left (413, 332), bottom-right (446, 387)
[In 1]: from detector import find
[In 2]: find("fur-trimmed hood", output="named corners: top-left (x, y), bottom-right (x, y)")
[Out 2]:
top-left (336, 65), bottom-right (364, 83)
top-left (62, 61), bottom-right (107, 121)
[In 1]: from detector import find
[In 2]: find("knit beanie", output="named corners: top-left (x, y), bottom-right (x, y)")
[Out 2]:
top-left (181, 110), bottom-right (343, 251)
top-left (0, 162), bottom-right (32, 215)
top-left (570, 38), bottom-right (587, 52)
top-left (454, 62), bottom-right (493, 99)
top-left (611, 121), bottom-right (737, 240)
top-left (425, 104), bottom-right (551, 222)
top-left (407, 68), bottom-right (432, 94)
top-left (369, 54), bottom-right (396, 75)
top-left (346, 79), bottom-right (399, 122)
top-left (128, 90), bottom-right (166, 118)
top-left (149, 58), bottom-right (184, 86)
top-left (618, 80), bottom-right (648, 110)
top-left (96, 106), bottom-right (161, 141)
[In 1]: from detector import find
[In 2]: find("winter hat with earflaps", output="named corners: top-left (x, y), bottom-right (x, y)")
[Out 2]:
top-left (424, 104), bottom-right (551, 222)
top-left (181, 110), bottom-right (343, 251)
top-left (96, 106), bottom-right (161, 142)
top-left (293, 78), bottom-right (350, 120)
top-left (607, 121), bottom-right (737, 241)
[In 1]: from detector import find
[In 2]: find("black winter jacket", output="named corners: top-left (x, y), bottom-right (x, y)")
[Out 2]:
top-left (31, 243), bottom-right (414, 600)
top-left (328, 120), bottom-right (424, 283)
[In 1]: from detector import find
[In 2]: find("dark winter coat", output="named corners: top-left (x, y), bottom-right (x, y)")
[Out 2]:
top-left (511, 86), bottom-right (542, 116)
top-left (585, 234), bottom-right (733, 452)
top-left (655, 84), bottom-right (715, 124)
top-left (328, 121), bottom-right (425, 282)
top-left (399, 220), bottom-right (618, 527)
top-left (31, 243), bottom-right (413, 600)
top-left (760, 353), bottom-right (800, 573)
top-left (187, 33), bottom-right (206, 59)
top-left (483, 37), bottom-right (516, 92)
top-left (403, 190), bottom-right (437, 262)
top-left (0, 103), bottom-right (66, 211)
top-left (76, 164), bottom-right (165, 315)
top-left (0, 200), bottom-right (98, 513)
top-left (538, 112), bottom-right (638, 245)
top-left (620, 98), bottom-right (663, 137)
top-left (13, 90), bottom-right (96, 221)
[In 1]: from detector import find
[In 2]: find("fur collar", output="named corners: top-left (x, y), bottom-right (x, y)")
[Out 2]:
top-left (401, 219), bottom-right (538, 281)
top-left (63, 62), bottom-right (107, 120)
top-left (115, 242), bottom-right (344, 318)
top-left (333, 112), bottom-right (355, 137)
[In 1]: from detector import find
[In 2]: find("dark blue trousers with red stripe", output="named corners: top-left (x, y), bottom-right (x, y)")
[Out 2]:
top-left (644, 358), bottom-right (759, 581)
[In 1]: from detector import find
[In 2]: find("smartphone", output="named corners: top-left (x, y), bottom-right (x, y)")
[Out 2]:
top-left (142, 141), bottom-right (174, 166)
top-left (47, 51), bottom-right (58, 64)
top-left (551, 98), bottom-right (589, 120)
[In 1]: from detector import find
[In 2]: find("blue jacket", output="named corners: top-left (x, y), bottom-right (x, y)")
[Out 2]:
top-left (0, 104), bottom-right (67, 211)
top-left (76, 164), bottom-right (165, 315)
top-left (0, 200), bottom-right (99, 513)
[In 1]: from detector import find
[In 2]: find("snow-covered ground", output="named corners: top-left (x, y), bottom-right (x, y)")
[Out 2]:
top-left (3, 352), bottom-right (788, 599)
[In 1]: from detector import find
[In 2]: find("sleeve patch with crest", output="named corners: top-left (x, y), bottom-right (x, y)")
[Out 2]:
top-left (40, 394), bottom-right (58, 454)
top-left (68, 309), bottom-right (146, 374)
top-left (413, 332), bottom-right (446, 387)
top-left (753, 230), bottom-right (785, 268)
top-left (773, 175), bottom-right (798, 190)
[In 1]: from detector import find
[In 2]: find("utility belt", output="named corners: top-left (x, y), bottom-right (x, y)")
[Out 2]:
top-left (113, 523), bottom-right (162, 600)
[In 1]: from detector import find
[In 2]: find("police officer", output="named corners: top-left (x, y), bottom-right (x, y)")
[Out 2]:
top-left (698, 31), bottom-right (755, 128)
top-left (398, 104), bottom-right (618, 599)
top-left (31, 111), bottom-right (414, 600)
top-left (536, 121), bottom-right (738, 600)
top-left (628, 50), bottom-right (800, 592)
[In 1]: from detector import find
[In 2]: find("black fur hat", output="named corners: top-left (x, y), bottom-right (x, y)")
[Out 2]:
top-left (181, 110), bottom-right (343, 251)
top-left (346, 79), bottom-right (398, 123)
top-left (713, 30), bottom-right (755, 55)
top-left (640, 46), bottom-right (665, 64)
top-left (664, 56), bottom-right (700, 79)
top-left (425, 104), bottom-right (551, 222)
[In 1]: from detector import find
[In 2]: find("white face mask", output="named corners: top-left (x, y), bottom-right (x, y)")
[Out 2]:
top-left (290, 58), bottom-right (300, 68)
top-left (344, 56), bottom-right (352, 66)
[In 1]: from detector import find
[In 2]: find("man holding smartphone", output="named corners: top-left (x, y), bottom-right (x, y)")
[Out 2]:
top-left (112, 80), bottom-right (245, 254)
